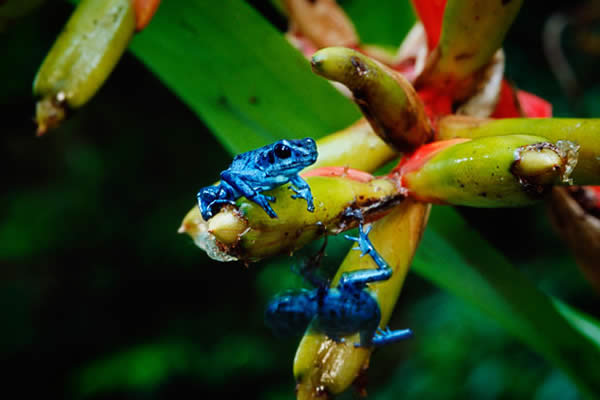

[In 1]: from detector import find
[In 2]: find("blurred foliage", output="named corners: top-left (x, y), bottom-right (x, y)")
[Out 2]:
top-left (1, 0), bottom-right (600, 399)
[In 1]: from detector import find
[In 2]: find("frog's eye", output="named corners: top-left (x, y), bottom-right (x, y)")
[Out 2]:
top-left (274, 143), bottom-right (292, 159)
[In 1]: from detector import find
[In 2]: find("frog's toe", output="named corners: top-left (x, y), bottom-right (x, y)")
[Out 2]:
top-left (306, 202), bottom-right (315, 212)
top-left (264, 206), bottom-right (278, 218)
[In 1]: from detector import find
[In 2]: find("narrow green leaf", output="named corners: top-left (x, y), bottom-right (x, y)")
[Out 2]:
top-left (414, 206), bottom-right (600, 399)
top-left (129, 0), bottom-right (359, 155)
top-left (341, 0), bottom-right (415, 48)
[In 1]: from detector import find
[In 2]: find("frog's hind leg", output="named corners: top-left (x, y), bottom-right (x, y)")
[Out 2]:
top-left (197, 183), bottom-right (237, 220)
top-left (344, 223), bottom-right (388, 270)
top-left (339, 224), bottom-right (392, 289)
top-left (370, 327), bottom-right (413, 347)
top-left (354, 326), bottom-right (414, 348)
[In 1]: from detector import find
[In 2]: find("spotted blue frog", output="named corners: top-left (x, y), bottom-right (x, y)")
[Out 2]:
top-left (264, 223), bottom-right (413, 347)
top-left (197, 138), bottom-right (318, 220)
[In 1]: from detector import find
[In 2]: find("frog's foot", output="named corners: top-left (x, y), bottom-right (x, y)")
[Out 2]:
top-left (344, 223), bottom-right (374, 258)
top-left (249, 193), bottom-right (278, 218)
top-left (370, 327), bottom-right (413, 347)
top-left (289, 185), bottom-right (315, 212)
top-left (199, 200), bottom-right (236, 221)
top-left (353, 327), bottom-right (413, 348)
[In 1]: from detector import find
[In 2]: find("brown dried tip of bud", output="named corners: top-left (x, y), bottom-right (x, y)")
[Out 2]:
top-left (511, 140), bottom-right (579, 194)
top-left (35, 95), bottom-right (67, 136)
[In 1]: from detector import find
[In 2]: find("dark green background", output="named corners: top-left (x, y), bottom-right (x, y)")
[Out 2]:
top-left (1, 1), bottom-right (599, 398)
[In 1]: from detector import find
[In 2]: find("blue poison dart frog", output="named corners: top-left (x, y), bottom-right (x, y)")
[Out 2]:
top-left (197, 138), bottom-right (318, 220)
top-left (265, 223), bottom-right (413, 347)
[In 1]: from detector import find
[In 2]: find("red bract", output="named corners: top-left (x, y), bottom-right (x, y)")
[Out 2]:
top-left (411, 0), bottom-right (446, 50)
top-left (492, 80), bottom-right (552, 118)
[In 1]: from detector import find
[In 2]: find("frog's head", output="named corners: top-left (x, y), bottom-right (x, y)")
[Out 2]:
top-left (259, 138), bottom-right (318, 176)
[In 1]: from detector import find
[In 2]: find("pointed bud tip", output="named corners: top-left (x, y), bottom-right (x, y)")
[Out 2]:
top-left (207, 210), bottom-right (247, 246)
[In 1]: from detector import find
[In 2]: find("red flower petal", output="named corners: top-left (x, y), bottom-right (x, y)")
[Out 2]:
top-left (517, 90), bottom-right (552, 118)
top-left (491, 79), bottom-right (552, 118)
top-left (411, 0), bottom-right (447, 50)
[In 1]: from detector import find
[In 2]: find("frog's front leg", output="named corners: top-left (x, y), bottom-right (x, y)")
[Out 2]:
top-left (288, 175), bottom-right (315, 212)
top-left (197, 184), bottom-right (237, 220)
top-left (220, 170), bottom-right (278, 218)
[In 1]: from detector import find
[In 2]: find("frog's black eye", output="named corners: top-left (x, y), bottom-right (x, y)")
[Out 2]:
top-left (274, 143), bottom-right (291, 159)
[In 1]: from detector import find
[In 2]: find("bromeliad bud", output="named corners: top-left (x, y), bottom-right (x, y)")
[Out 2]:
top-left (313, 119), bottom-right (397, 172)
top-left (33, 0), bottom-right (136, 135)
top-left (186, 173), bottom-right (404, 262)
top-left (311, 47), bottom-right (433, 153)
top-left (437, 116), bottom-right (600, 184)
top-left (32, 0), bottom-right (160, 135)
top-left (396, 135), bottom-right (579, 206)
top-left (294, 200), bottom-right (430, 399)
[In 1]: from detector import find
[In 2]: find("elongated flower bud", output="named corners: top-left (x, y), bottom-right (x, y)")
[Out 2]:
top-left (33, 0), bottom-right (136, 135)
top-left (309, 119), bottom-right (397, 172)
top-left (311, 47), bottom-right (433, 153)
top-left (194, 174), bottom-right (403, 262)
top-left (437, 116), bottom-right (600, 184)
top-left (294, 200), bottom-right (430, 399)
top-left (397, 135), bottom-right (579, 206)
top-left (417, 0), bottom-right (524, 101)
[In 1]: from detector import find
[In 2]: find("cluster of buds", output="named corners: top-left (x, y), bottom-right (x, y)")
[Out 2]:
top-left (177, 1), bottom-right (600, 398)
top-left (179, 1), bottom-right (600, 399)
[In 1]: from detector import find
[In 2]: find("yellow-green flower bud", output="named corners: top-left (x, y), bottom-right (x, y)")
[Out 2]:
top-left (399, 135), bottom-right (579, 206)
top-left (294, 200), bottom-right (430, 399)
top-left (197, 174), bottom-right (403, 262)
top-left (311, 47), bottom-right (433, 153)
top-left (33, 0), bottom-right (136, 135)
top-left (437, 116), bottom-right (600, 185)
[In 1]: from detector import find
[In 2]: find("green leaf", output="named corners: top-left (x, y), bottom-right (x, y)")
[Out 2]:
top-left (341, 0), bottom-right (416, 48)
top-left (129, 1), bottom-right (600, 398)
top-left (129, 0), bottom-right (359, 155)
top-left (414, 206), bottom-right (600, 399)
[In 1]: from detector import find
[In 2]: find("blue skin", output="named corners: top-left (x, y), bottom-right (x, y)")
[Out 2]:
top-left (197, 138), bottom-right (318, 220)
top-left (265, 224), bottom-right (413, 347)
